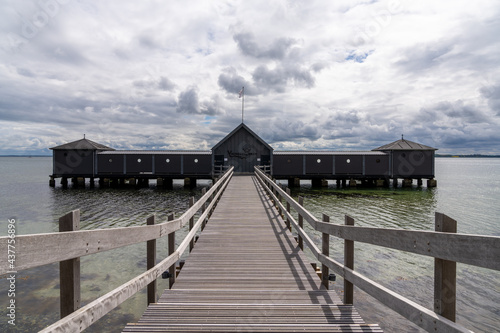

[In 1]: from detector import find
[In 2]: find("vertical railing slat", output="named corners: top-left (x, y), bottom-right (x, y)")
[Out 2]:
top-left (147, 214), bottom-right (156, 305)
top-left (434, 212), bottom-right (457, 322)
top-left (344, 215), bottom-right (354, 304)
top-left (167, 213), bottom-right (176, 289)
top-left (59, 209), bottom-right (81, 318)
top-left (321, 214), bottom-right (330, 290)
top-left (298, 196), bottom-right (304, 250)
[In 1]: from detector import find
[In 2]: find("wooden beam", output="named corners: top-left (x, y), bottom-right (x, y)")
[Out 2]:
top-left (298, 196), bottom-right (304, 250)
top-left (322, 214), bottom-right (330, 290)
top-left (434, 212), bottom-right (457, 322)
top-left (59, 210), bottom-right (81, 318)
top-left (344, 215), bottom-right (354, 305)
top-left (167, 213), bottom-right (176, 289)
top-left (147, 214), bottom-right (156, 305)
top-left (189, 197), bottom-right (195, 252)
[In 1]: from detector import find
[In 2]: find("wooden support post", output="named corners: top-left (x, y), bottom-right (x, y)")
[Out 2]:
top-left (344, 215), bottom-right (355, 304)
top-left (286, 188), bottom-right (291, 231)
top-left (59, 210), bottom-right (81, 318)
top-left (49, 176), bottom-right (56, 187)
top-left (434, 212), bottom-right (457, 322)
top-left (321, 214), bottom-right (330, 290)
top-left (298, 196), bottom-right (304, 250)
top-left (147, 214), bottom-right (157, 305)
top-left (189, 197), bottom-right (195, 252)
top-left (167, 213), bottom-right (176, 289)
top-left (201, 188), bottom-right (207, 231)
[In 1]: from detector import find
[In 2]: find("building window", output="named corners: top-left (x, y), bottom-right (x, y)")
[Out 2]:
top-left (346, 159), bottom-right (351, 163)
top-left (376, 159), bottom-right (380, 163)
top-left (194, 159), bottom-right (199, 163)
top-left (109, 159), bottom-right (113, 163)
top-left (166, 158), bottom-right (170, 163)
top-left (137, 158), bottom-right (142, 163)
top-left (317, 159), bottom-right (321, 163)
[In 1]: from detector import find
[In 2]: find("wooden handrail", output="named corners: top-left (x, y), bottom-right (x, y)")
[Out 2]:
top-left (254, 167), bottom-right (500, 270)
top-left (37, 166), bottom-right (234, 332)
top-left (254, 166), bottom-right (497, 333)
top-left (0, 167), bottom-right (234, 275)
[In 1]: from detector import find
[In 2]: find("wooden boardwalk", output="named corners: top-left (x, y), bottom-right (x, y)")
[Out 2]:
top-left (123, 175), bottom-right (382, 332)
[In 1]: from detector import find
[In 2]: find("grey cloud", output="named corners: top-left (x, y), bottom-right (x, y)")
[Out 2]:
top-left (158, 76), bottom-right (175, 91)
top-left (217, 68), bottom-right (254, 95)
top-left (395, 43), bottom-right (453, 72)
top-left (16, 68), bottom-right (35, 77)
top-left (265, 119), bottom-right (321, 143)
top-left (233, 32), bottom-right (297, 59)
top-left (480, 83), bottom-right (500, 115)
top-left (252, 65), bottom-right (315, 93)
top-left (176, 86), bottom-right (218, 115)
top-left (422, 100), bottom-right (488, 124)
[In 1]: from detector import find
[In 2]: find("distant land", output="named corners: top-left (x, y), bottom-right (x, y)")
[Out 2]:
top-left (1, 154), bottom-right (500, 158)
top-left (436, 154), bottom-right (500, 158)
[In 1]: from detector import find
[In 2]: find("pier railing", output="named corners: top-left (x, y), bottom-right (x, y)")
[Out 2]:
top-left (0, 166), bottom-right (234, 333)
top-left (254, 166), bottom-right (499, 333)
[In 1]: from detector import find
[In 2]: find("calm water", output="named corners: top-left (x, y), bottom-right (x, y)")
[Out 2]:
top-left (0, 157), bottom-right (499, 332)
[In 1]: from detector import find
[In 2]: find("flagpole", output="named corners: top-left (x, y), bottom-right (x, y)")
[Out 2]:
top-left (241, 86), bottom-right (244, 123)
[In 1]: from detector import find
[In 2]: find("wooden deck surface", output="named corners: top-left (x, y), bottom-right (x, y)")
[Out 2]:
top-left (123, 175), bottom-right (382, 332)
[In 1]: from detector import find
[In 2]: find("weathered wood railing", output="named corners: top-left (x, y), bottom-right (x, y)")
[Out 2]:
top-left (254, 166), bottom-right (499, 333)
top-left (0, 166), bottom-right (234, 332)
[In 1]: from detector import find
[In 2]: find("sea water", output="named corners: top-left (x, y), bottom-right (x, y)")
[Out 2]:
top-left (0, 157), bottom-right (498, 332)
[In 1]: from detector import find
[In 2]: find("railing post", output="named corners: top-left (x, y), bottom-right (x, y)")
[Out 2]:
top-left (434, 212), bottom-right (457, 322)
top-left (189, 197), bottom-right (195, 252)
top-left (167, 213), bottom-right (176, 289)
top-left (298, 196), bottom-right (304, 250)
top-left (286, 188), bottom-right (291, 231)
top-left (201, 188), bottom-right (207, 231)
top-left (59, 209), bottom-right (81, 318)
top-left (344, 215), bottom-right (354, 304)
top-left (321, 214), bottom-right (330, 290)
top-left (147, 214), bottom-right (157, 305)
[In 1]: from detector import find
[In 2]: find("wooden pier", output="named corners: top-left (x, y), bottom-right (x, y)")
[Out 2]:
top-left (123, 175), bottom-right (382, 332)
top-left (2, 166), bottom-right (498, 333)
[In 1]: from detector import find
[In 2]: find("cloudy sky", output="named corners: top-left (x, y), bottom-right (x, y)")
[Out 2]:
top-left (1, 0), bottom-right (499, 155)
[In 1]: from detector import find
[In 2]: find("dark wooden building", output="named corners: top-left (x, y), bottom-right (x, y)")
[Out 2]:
top-left (212, 123), bottom-right (273, 174)
top-left (49, 124), bottom-right (437, 187)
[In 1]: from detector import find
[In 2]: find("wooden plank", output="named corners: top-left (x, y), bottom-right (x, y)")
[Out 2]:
top-left (255, 167), bottom-right (500, 271)
top-left (168, 214), bottom-right (176, 289)
top-left (434, 212), bottom-right (457, 322)
top-left (123, 175), bottom-right (382, 332)
top-left (147, 214), bottom-right (156, 305)
top-left (321, 214), bottom-right (330, 289)
top-left (0, 167), bottom-right (234, 275)
top-left (59, 210), bottom-right (81, 318)
top-left (344, 215), bottom-right (354, 305)
top-left (38, 168), bottom-right (235, 333)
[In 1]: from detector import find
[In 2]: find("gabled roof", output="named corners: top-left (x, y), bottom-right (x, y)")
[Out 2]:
top-left (212, 123), bottom-right (273, 151)
top-left (50, 138), bottom-right (115, 151)
top-left (373, 139), bottom-right (437, 151)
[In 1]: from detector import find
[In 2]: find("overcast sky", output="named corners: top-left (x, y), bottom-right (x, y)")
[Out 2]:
top-left (1, 0), bottom-right (499, 155)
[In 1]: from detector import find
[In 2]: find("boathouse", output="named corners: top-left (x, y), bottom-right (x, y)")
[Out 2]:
top-left (49, 123), bottom-right (437, 187)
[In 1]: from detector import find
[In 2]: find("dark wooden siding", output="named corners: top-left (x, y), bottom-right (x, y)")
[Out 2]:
top-left (273, 155), bottom-right (303, 176)
top-left (155, 154), bottom-right (182, 174)
top-left (97, 154), bottom-right (124, 174)
top-left (305, 155), bottom-right (333, 175)
top-left (126, 154), bottom-right (153, 174)
top-left (335, 155), bottom-right (363, 175)
top-left (53, 150), bottom-right (94, 176)
top-left (364, 155), bottom-right (390, 176)
top-left (392, 151), bottom-right (434, 178)
top-left (183, 155), bottom-right (212, 175)
top-left (213, 127), bottom-right (271, 173)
